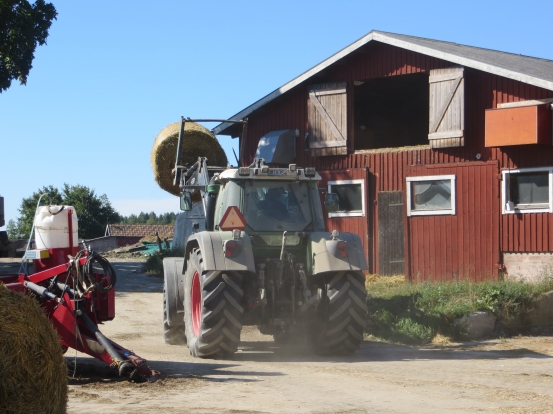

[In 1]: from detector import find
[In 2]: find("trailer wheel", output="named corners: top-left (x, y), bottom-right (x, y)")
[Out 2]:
top-left (184, 248), bottom-right (244, 358)
top-left (306, 272), bottom-right (367, 354)
top-left (163, 258), bottom-right (186, 345)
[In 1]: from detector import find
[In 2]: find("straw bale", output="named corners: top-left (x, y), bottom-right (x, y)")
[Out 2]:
top-left (151, 122), bottom-right (228, 196)
top-left (0, 284), bottom-right (67, 414)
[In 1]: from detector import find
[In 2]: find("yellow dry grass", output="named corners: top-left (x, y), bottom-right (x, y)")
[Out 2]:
top-left (0, 284), bottom-right (67, 413)
top-left (151, 122), bottom-right (228, 196)
top-left (365, 274), bottom-right (406, 289)
top-left (431, 333), bottom-right (453, 346)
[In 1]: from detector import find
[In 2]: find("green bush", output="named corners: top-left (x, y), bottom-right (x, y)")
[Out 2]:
top-left (143, 249), bottom-right (184, 275)
top-left (366, 277), bottom-right (553, 345)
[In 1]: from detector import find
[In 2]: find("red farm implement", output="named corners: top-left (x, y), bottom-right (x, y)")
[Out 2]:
top-left (1, 207), bottom-right (158, 382)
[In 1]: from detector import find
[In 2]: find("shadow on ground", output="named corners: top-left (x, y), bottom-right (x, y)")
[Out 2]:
top-left (109, 261), bottom-right (163, 294)
top-left (66, 337), bottom-right (553, 388)
top-left (228, 338), bottom-right (553, 363)
top-left (66, 356), bottom-right (283, 386)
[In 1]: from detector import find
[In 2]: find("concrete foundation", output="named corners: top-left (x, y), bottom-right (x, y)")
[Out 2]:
top-left (503, 252), bottom-right (553, 283)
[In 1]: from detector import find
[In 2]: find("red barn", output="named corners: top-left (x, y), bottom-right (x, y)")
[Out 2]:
top-left (214, 31), bottom-right (553, 282)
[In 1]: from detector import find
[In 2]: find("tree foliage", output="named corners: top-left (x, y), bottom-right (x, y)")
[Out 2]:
top-left (16, 184), bottom-right (120, 240)
top-left (0, 0), bottom-right (57, 92)
top-left (6, 219), bottom-right (20, 238)
top-left (60, 184), bottom-right (120, 239)
top-left (118, 211), bottom-right (177, 225)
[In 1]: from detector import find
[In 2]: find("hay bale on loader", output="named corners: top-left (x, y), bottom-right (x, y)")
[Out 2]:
top-left (151, 122), bottom-right (228, 196)
top-left (0, 284), bottom-right (67, 414)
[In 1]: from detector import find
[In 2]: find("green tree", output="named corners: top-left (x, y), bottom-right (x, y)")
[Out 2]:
top-left (16, 184), bottom-right (120, 239)
top-left (61, 184), bottom-right (120, 239)
top-left (146, 212), bottom-right (157, 225)
top-left (118, 211), bottom-right (177, 225)
top-left (6, 219), bottom-right (20, 238)
top-left (125, 213), bottom-right (137, 224)
top-left (0, 0), bottom-right (57, 92)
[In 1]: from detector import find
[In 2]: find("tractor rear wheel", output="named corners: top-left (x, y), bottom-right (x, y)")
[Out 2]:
top-left (306, 272), bottom-right (367, 354)
top-left (184, 248), bottom-right (244, 358)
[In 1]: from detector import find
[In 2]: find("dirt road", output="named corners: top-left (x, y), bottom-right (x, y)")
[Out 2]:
top-left (4, 258), bottom-right (553, 413)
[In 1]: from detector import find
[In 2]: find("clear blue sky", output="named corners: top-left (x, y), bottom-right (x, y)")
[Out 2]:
top-left (2, 0), bottom-right (552, 230)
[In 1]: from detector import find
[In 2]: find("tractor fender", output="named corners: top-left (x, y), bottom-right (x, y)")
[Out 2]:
top-left (184, 231), bottom-right (256, 274)
top-left (308, 232), bottom-right (368, 275)
top-left (163, 257), bottom-right (185, 327)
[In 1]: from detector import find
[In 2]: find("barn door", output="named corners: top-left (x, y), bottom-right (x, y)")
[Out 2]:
top-left (428, 67), bottom-right (464, 148)
top-left (308, 82), bottom-right (347, 157)
top-left (378, 191), bottom-right (405, 276)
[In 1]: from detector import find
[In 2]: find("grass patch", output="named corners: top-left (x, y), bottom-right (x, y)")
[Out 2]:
top-left (143, 249), bottom-right (184, 276)
top-left (366, 275), bottom-right (553, 345)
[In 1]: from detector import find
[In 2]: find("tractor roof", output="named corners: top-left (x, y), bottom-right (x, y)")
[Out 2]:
top-left (218, 166), bottom-right (321, 181)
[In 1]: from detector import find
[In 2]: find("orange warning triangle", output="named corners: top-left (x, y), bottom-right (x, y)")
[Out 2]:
top-left (219, 206), bottom-right (247, 231)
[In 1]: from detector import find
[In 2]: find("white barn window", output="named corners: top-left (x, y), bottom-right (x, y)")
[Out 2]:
top-left (406, 175), bottom-right (456, 216)
top-left (502, 167), bottom-right (553, 214)
top-left (327, 180), bottom-right (365, 217)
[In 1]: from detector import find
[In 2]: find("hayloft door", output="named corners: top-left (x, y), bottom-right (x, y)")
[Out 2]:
top-left (378, 191), bottom-right (405, 276)
top-left (308, 82), bottom-right (348, 157)
top-left (428, 67), bottom-right (465, 148)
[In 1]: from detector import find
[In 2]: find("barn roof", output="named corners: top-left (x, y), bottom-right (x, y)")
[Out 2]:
top-left (214, 30), bottom-right (553, 135)
top-left (105, 224), bottom-right (174, 237)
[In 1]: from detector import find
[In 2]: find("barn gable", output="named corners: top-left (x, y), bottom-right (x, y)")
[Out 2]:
top-left (214, 30), bottom-right (553, 137)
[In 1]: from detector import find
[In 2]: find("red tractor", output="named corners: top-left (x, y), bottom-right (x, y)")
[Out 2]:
top-left (0, 204), bottom-right (157, 382)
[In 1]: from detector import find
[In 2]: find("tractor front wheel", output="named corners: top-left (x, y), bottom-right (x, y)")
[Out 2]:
top-left (184, 248), bottom-right (244, 358)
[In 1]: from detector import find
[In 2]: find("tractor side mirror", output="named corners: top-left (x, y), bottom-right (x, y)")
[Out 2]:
top-left (180, 192), bottom-right (192, 211)
top-left (324, 193), bottom-right (339, 212)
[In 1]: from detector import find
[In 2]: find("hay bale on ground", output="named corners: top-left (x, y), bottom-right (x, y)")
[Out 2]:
top-left (151, 122), bottom-right (228, 196)
top-left (0, 284), bottom-right (67, 414)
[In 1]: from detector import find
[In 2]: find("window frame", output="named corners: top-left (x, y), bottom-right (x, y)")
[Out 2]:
top-left (501, 167), bottom-right (553, 214)
top-left (327, 179), bottom-right (366, 218)
top-left (406, 174), bottom-right (456, 217)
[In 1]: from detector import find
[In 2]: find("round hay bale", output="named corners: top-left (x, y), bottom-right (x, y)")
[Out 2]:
top-left (0, 284), bottom-right (67, 414)
top-left (151, 122), bottom-right (228, 196)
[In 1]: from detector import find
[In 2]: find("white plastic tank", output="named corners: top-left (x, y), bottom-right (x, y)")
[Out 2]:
top-left (34, 205), bottom-right (79, 249)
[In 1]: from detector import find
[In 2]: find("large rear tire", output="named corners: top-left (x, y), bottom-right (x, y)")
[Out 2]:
top-left (184, 248), bottom-right (244, 358)
top-left (306, 272), bottom-right (367, 354)
top-left (163, 258), bottom-right (186, 345)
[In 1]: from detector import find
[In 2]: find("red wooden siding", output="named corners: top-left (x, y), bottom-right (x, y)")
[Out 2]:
top-left (406, 162), bottom-right (500, 282)
top-left (238, 41), bottom-right (553, 277)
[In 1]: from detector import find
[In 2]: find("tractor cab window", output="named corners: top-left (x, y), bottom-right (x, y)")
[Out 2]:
top-left (243, 181), bottom-right (313, 231)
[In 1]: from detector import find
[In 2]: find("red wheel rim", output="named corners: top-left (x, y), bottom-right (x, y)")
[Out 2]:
top-left (191, 271), bottom-right (202, 336)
